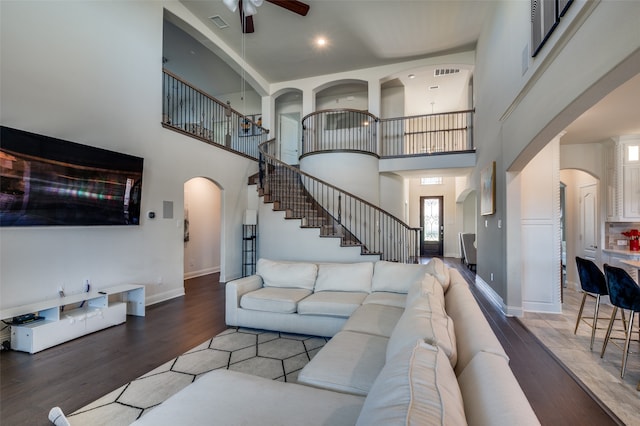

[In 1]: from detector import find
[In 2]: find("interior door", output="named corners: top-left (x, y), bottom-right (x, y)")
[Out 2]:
top-left (420, 196), bottom-right (444, 256)
top-left (580, 184), bottom-right (598, 261)
top-left (279, 113), bottom-right (299, 165)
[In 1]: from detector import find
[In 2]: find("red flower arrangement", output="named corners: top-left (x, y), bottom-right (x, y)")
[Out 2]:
top-left (623, 229), bottom-right (640, 251)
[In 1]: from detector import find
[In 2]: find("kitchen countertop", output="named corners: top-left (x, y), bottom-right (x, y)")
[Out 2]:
top-left (602, 247), bottom-right (640, 257)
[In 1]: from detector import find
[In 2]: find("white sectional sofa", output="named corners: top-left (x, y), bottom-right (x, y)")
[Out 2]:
top-left (133, 258), bottom-right (540, 426)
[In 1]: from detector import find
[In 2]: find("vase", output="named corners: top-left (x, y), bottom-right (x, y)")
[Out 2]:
top-left (630, 239), bottom-right (639, 251)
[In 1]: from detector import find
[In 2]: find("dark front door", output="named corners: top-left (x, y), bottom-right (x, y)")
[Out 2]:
top-left (420, 196), bottom-right (443, 256)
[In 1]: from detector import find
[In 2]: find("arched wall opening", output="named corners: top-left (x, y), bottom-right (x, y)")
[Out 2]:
top-left (183, 177), bottom-right (222, 285)
top-left (315, 80), bottom-right (368, 110)
top-left (274, 89), bottom-right (303, 165)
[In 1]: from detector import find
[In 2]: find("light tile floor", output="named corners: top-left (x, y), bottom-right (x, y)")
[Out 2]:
top-left (520, 287), bottom-right (640, 425)
top-left (67, 328), bottom-right (327, 425)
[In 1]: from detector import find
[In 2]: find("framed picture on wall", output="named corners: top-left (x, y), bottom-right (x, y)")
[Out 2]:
top-left (253, 115), bottom-right (263, 135)
top-left (481, 161), bottom-right (496, 216)
top-left (239, 115), bottom-right (253, 137)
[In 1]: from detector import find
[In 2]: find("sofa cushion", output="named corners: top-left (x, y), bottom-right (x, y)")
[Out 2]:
top-left (342, 304), bottom-right (404, 338)
top-left (355, 340), bottom-right (467, 426)
top-left (405, 273), bottom-right (446, 316)
top-left (131, 369), bottom-right (366, 426)
top-left (257, 258), bottom-right (318, 290)
top-left (314, 262), bottom-right (373, 293)
top-left (386, 293), bottom-right (457, 367)
top-left (444, 281), bottom-right (509, 374)
top-left (297, 291), bottom-right (367, 317)
top-left (424, 257), bottom-right (451, 292)
top-left (371, 261), bottom-right (429, 293)
top-left (297, 330), bottom-right (388, 396)
top-left (457, 352), bottom-right (540, 426)
top-left (362, 292), bottom-right (407, 308)
top-left (240, 287), bottom-right (312, 314)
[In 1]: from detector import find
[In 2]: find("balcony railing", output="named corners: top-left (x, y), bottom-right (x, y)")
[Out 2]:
top-left (302, 108), bottom-right (474, 158)
top-left (260, 139), bottom-right (420, 263)
top-left (162, 69), bottom-right (268, 160)
top-left (380, 109), bottom-right (474, 157)
top-left (301, 109), bottom-right (378, 157)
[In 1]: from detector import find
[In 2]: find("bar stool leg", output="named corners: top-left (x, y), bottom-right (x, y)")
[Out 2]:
top-left (591, 294), bottom-right (601, 351)
top-left (574, 292), bottom-right (588, 334)
top-left (621, 311), bottom-right (636, 378)
top-left (600, 306), bottom-right (618, 358)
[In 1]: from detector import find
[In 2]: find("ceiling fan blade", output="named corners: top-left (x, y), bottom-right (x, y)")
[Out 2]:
top-left (265, 0), bottom-right (309, 16)
top-left (242, 14), bottom-right (255, 33)
top-left (238, 0), bottom-right (255, 33)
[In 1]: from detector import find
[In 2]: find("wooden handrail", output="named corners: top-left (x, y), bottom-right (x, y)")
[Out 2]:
top-left (259, 139), bottom-right (420, 263)
top-left (162, 69), bottom-right (268, 160)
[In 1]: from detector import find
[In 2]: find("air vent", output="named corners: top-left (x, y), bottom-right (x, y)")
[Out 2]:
top-left (434, 68), bottom-right (460, 77)
top-left (210, 15), bottom-right (229, 29)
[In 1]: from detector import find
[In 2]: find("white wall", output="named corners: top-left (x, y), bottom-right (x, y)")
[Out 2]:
top-left (184, 177), bottom-right (221, 279)
top-left (520, 138), bottom-right (561, 313)
top-left (379, 172), bottom-right (406, 220)
top-left (381, 85), bottom-right (405, 118)
top-left (258, 202), bottom-right (380, 263)
top-left (0, 1), bottom-right (256, 311)
top-left (316, 90), bottom-right (368, 110)
top-left (300, 153), bottom-right (380, 205)
top-left (474, 0), bottom-right (640, 311)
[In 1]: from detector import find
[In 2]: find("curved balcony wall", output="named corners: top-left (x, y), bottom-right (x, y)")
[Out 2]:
top-left (300, 152), bottom-right (380, 206)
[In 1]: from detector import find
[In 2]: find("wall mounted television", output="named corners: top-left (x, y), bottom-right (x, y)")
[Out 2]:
top-left (0, 126), bottom-right (143, 227)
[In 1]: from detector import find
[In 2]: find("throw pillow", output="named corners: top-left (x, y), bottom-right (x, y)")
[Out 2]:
top-left (356, 340), bottom-right (467, 426)
top-left (256, 258), bottom-right (318, 290)
top-left (371, 261), bottom-right (429, 293)
top-left (314, 262), bottom-right (373, 293)
top-left (424, 257), bottom-right (451, 292)
top-left (405, 273), bottom-right (446, 315)
top-left (386, 293), bottom-right (457, 367)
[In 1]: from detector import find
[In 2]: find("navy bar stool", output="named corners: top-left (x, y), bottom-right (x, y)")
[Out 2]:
top-left (574, 257), bottom-right (609, 350)
top-left (601, 264), bottom-right (640, 378)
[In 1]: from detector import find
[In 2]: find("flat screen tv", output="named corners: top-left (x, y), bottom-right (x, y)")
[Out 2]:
top-left (0, 126), bottom-right (143, 226)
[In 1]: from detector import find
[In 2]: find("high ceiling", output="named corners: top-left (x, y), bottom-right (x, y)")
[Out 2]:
top-left (180, 0), bottom-right (494, 82)
top-left (174, 0), bottom-right (640, 147)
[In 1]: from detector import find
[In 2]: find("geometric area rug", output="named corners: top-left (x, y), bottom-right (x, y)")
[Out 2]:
top-left (66, 328), bottom-right (329, 425)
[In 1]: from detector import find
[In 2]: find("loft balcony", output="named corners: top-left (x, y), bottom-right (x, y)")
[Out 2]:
top-left (162, 70), bottom-right (476, 172)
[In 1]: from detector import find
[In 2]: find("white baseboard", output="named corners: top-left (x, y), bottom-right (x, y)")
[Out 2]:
top-left (474, 275), bottom-right (524, 317)
top-left (145, 288), bottom-right (185, 306)
top-left (184, 266), bottom-right (220, 280)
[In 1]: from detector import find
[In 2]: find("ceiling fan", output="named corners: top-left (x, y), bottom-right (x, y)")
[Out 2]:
top-left (223, 0), bottom-right (310, 33)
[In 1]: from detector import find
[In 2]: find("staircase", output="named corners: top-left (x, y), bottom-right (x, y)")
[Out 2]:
top-left (258, 141), bottom-right (420, 263)
top-left (260, 165), bottom-right (366, 251)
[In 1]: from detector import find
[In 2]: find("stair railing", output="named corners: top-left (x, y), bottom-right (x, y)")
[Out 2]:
top-left (162, 69), bottom-right (268, 160)
top-left (259, 139), bottom-right (420, 263)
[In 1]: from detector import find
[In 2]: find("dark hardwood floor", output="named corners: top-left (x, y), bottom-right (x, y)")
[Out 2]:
top-left (0, 262), bottom-right (622, 425)
top-left (439, 258), bottom-right (622, 426)
top-left (0, 274), bottom-right (226, 426)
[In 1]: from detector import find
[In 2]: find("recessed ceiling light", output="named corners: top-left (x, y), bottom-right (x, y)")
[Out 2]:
top-left (316, 37), bottom-right (327, 47)
top-left (408, 74), bottom-right (416, 79)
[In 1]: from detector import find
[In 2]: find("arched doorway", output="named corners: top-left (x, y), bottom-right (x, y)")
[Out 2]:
top-left (183, 177), bottom-right (222, 288)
